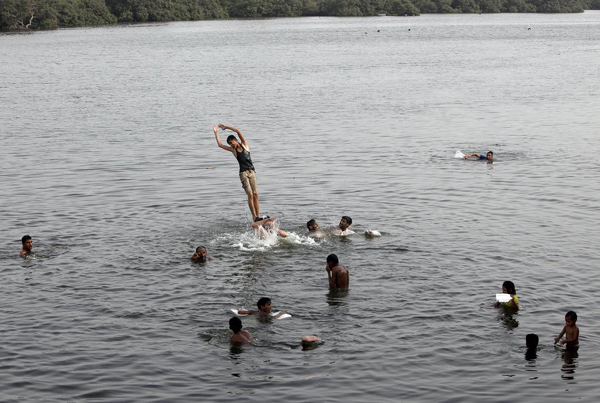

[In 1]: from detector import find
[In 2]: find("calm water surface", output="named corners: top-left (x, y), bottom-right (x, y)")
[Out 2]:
top-left (1, 12), bottom-right (600, 402)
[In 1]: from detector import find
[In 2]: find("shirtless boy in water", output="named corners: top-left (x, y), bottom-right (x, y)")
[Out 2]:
top-left (331, 216), bottom-right (354, 236)
top-left (555, 311), bottom-right (579, 351)
top-left (252, 216), bottom-right (288, 239)
top-left (229, 317), bottom-right (254, 344)
top-left (325, 254), bottom-right (349, 289)
top-left (20, 235), bottom-right (33, 258)
top-left (237, 297), bottom-right (287, 319)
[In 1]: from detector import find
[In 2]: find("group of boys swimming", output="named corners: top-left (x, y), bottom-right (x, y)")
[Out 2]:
top-left (494, 280), bottom-right (579, 357)
top-left (210, 124), bottom-right (581, 348)
top-left (16, 126), bottom-right (580, 350)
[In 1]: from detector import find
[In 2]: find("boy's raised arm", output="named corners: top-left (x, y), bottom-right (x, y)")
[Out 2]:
top-left (237, 309), bottom-right (256, 315)
top-left (219, 123), bottom-right (247, 147)
top-left (214, 124), bottom-right (234, 153)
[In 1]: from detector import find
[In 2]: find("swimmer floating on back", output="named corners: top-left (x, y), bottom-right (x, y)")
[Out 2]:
top-left (213, 123), bottom-right (260, 220)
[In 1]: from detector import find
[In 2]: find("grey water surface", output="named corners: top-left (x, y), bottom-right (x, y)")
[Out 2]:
top-left (1, 12), bottom-right (600, 402)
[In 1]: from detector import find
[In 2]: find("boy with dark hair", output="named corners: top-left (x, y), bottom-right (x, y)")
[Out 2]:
top-left (525, 333), bottom-right (539, 360)
top-left (307, 219), bottom-right (319, 231)
top-left (20, 235), bottom-right (33, 257)
top-left (332, 216), bottom-right (354, 236)
top-left (212, 123), bottom-right (260, 220)
top-left (325, 254), bottom-right (349, 289)
top-left (191, 246), bottom-right (212, 262)
top-left (237, 297), bottom-right (287, 318)
top-left (229, 317), bottom-right (253, 344)
top-left (555, 311), bottom-right (579, 351)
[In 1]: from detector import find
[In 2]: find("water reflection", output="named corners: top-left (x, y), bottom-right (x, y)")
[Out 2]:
top-left (560, 349), bottom-right (579, 381)
top-left (497, 311), bottom-right (519, 331)
top-left (326, 288), bottom-right (349, 307)
top-left (525, 348), bottom-right (538, 361)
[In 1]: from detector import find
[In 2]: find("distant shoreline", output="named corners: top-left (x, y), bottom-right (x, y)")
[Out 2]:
top-left (1, 0), bottom-right (595, 32)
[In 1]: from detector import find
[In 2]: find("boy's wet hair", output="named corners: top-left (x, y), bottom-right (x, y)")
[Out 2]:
top-left (487, 151), bottom-right (494, 156)
top-left (226, 135), bottom-right (237, 144)
top-left (566, 311), bottom-right (577, 322)
top-left (526, 333), bottom-right (539, 349)
top-left (502, 281), bottom-right (516, 295)
top-left (341, 216), bottom-right (352, 225)
top-left (327, 254), bottom-right (339, 265)
top-left (257, 297), bottom-right (271, 309)
top-left (21, 235), bottom-right (32, 244)
top-left (307, 219), bottom-right (317, 229)
top-left (195, 246), bottom-right (206, 253)
top-left (229, 317), bottom-right (242, 333)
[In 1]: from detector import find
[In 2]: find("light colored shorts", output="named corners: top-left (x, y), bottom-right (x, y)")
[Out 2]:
top-left (239, 170), bottom-right (258, 195)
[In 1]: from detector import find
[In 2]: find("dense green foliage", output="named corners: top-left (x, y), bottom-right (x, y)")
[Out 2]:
top-left (1, 0), bottom-right (595, 31)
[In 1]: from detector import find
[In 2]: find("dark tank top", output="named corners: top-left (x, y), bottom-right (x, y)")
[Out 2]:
top-left (235, 146), bottom-right (255, 173)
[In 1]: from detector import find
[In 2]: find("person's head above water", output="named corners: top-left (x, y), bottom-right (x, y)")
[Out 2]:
top-left (526, 333), bottom-right (539, 349)
top-left (502, 281), bottom-right (516, 295)
top-left (21, 235), bottom-right (32, 251)
top-left (339, 216), bottom-right (352, 231)
top-left (486, 151), bottom-right (494, 161)
top-left (565, 311), bottom-right (578, 323)
top-left (307, 219), bottom-right (318, 231)
top-left (229, 317), bottom-right (243, 333)
top-left (257, 297), bottom-right (272, 313)
top-left (326, 253), bottom-right (339, 268)
top-left (191, 246), bottom-right (207, 262)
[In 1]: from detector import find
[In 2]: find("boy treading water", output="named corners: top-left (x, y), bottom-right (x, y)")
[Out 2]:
top-left (494, 280), bottom-right (519, 311)
top-left (525, 333), bottom-right (539, 360)
top-left (229, 317), bottom-right (254, 344)
top-left (237, 297), bottom-right (288, 319)
top-left (555, 311), bottom-right (579, 351)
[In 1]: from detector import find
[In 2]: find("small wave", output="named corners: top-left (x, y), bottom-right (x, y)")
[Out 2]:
top-left (215, 230), bottom-right (317, 252)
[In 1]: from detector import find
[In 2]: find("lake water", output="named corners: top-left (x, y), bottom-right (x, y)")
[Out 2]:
top-left (1, 12), bottom-right (600, 402)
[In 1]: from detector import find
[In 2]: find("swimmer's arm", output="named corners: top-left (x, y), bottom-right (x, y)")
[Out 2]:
top-left (463, 153), bottom-right (480, 159)
top-left (237, 309), bottom-right (257, 315)
top-left (555, 325), bottom-right (566, 343)
top-left (214, 124), bottom-right (235, 154)
top-left (277, 229), bottom-right (288, 238)
top-left (252, 217), bottom-right (276, 229)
